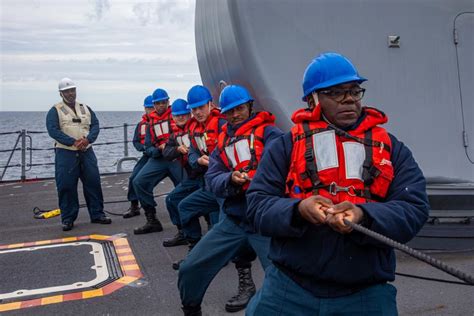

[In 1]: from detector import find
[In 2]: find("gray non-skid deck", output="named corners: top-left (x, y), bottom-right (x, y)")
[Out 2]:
top-left (0, 173), bottom-right (473, 315)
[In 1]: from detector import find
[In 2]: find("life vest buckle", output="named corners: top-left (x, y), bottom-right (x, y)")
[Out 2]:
top-left (328, 182), bottom-right (357, 196)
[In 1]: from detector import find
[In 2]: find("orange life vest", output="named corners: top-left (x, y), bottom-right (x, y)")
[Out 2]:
top-left (149, 107), bottom-right (173, 147)
top-left (170, 119), bottom-right (192, 165)
top-left (217, 111), bottom-right (275, 190)
top-left (286, 105), bottom-right (393, 203)
top-left (189, 108), bottom-right (221, 155)
top-left (137, 113), bottom-right (148, 145)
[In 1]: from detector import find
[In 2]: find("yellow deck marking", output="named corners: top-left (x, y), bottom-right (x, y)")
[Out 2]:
top-left (114, 238), bottom-right (129, 246)
top-left (89, 234), bottom-right (109, 240)
top-left (118, 255), bottom-right (135, 261)
top-left (117, 276), bottom-right (139, 284)
top-left (7, 243), bottom-right (25, 249)
top-left (116, 248), bottom-right (132, 254)
top-left (41, 295), bottom-right (63, 304)
top-left (61, 237), bottom-right (78, 242)
top-left (82, 289), bottom-right (103, 299)
top-left (122, 264), bottom-right (140, 271)
top-left (35, 240), bottom-right (52, 245)
top-left (0, 302), bottom-right (21, 312)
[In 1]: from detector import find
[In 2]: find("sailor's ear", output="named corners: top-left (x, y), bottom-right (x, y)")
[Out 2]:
top-left (247, 102), bottom-right (253, 114)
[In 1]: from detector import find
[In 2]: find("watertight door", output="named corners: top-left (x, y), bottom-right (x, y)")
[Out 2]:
top-left (455, 12), bottom-right (474, 163)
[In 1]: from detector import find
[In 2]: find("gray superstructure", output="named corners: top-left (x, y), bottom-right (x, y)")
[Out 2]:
top-left (195, 0), bottom-right (474, 186)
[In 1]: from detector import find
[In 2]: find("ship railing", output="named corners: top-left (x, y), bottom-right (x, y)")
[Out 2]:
top-left (0, 123), bottom-right (137, 182)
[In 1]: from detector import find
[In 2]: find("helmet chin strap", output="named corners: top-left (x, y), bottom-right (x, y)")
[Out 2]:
top-left (60, 91), bottom-right (75, 106)
top-left (307, 91), bottom-right (319, 110)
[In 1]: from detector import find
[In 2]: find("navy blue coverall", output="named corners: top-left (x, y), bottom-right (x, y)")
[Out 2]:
top-left (176, 118), bottom-right (227, 241)
top-left (132, 124), bottom-right (183, 210)
top-left (178, 117), bottom-right (283, 307)
top-left (46, 106), bottom-right (106, 225)
top-left (127, 122), bottom-right (149, 203)
top-left (162, 131), bottom-right (201, 228)
top-left (245, 129), bottom-right (430, 315)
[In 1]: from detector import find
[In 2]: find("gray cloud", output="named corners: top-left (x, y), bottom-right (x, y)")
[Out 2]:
top-left (1, 0), bottom-right (200, 111)
top-left (86, 0), bottom-right (111, 21)
top-left (133, 0), bottom-right (194, 27)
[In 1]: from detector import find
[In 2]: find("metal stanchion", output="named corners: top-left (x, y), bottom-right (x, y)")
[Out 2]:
top-left (21, 129), bottom-right (26, 181)
top-left (123, 123), bottom-right (129, 157)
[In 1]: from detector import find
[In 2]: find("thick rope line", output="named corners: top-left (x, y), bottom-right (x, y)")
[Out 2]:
top-left (344, 219), bottom-right (474, 285)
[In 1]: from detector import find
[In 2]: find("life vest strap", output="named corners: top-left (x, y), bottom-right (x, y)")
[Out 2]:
top-left (302, 122), bottom-right (321, 195)
top-left (294, 127), bottom-right (331, 141)
top-left (302, 182), bottom-right (384, 202)
top-left (328, 124), bottom-right (391, 153)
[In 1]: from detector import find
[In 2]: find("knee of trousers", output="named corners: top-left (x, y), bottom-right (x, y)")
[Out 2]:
top-left (132, 176), bottom-right (144, 191)
top-left (165, 194), bottom-right (175, 210)
top-left (177, 197), bottom-right (194, 213)
top-left (178, 258), bottom-right (195, 281)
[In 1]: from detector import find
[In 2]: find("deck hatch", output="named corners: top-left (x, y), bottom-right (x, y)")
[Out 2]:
top-left (0, 235), bottom-right (141, 312)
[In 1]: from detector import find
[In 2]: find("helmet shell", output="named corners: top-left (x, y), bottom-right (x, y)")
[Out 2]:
top-left (302, 52), bottom-right (367, 101)
top-left (58, 78), bottom-right (76, 91)
top-left (171, 98), bottom-right (191, 115)
top-left (219, 85), bottom-right (254, 113)
top-left (187, 85), bottom-right (212, 109)
top-left (152, 88), bottom-right (170, 103)
top-left (143, 95), bottom-right (154, 108)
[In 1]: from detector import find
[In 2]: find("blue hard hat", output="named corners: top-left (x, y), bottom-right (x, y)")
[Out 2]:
top-left (143, 95), bottom-right (154, 108)
top-left (171, 98), bottom-right (191, 115)
top-left (152, 88), bottom-right (169, 103)
top-left (302, 52), bottom-right (367, 101)
top-left (187, 85), bottom-right (212, 109)
top-left (219, 85), bottom-right (254, 114)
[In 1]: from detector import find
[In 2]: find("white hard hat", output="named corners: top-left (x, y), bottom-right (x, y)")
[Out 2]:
top-left (58, 78), bottom-right (76, 91)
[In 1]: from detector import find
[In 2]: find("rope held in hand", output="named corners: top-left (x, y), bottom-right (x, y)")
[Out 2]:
top-left (343, 219), bottom-right (474, 285)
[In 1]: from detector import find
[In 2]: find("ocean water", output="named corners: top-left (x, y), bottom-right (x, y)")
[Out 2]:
top-left (0, 111), bottom-right (144, 181)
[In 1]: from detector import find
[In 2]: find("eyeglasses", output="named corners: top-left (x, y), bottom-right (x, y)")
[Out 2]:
top-left (318, 88), bottom-right (366, 102)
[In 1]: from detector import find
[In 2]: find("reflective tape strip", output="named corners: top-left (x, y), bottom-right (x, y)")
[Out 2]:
top-left (234, 139), bottom-right (251, 163)
top-left (195, 136), bottom-right (207, 152)
top-left (181, 134), bottom-right (191, 147)
top-left (140, 125), bottom-right (146, 136)
top-left (59, 106), bottom-right (69, 116)
top-left (313, 130), bottom-right (338, 171)
top-left (177, 134), bottom-right (190, 147)
top-left (225, 145), bottom-right (237, 167)
top-left (343, 141), bottom-right (365, 180)
top-left (79, 105), bottom-right (86, 115)
top-left (154, 124), bottom-right (163, 136)
top-left (161, 122), bottom-right (169, 135)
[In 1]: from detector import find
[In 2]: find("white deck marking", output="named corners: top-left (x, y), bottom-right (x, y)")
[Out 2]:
top-left (0, 241), bottom-right (110, 300)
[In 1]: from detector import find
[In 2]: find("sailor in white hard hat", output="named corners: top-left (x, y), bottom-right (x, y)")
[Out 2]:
top-left (46, 78), bottom-right (112, 231)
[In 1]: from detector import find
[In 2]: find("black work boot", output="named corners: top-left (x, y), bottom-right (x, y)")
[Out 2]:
top-left (182, 305), bottom-right (202, 316)
top-left (133, 207), bottom-right (163, 234)
top-left (172, 238), bottom-right (200, 270)
top-left (123, 202), bottom-right (141, 219)
top-left (225, 267), bottom-right (256, 312)
top-left (163, 230), bottom-right (188, 247)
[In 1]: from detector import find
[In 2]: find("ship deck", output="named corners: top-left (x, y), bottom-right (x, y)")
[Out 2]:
top-left (0, 173), bottom-right (473, 315)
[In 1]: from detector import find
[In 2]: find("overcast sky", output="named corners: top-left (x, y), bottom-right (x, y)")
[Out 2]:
top-left (0, 0), bottom-right (200, 111)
